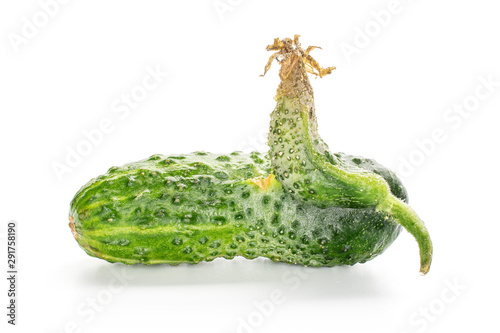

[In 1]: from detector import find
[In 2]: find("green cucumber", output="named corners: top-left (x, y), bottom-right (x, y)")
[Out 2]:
top-left (69, 36), bottom-right (432, 274)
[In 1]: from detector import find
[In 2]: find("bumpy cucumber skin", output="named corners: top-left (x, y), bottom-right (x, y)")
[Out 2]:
top-left (70, 151), bottom-right (407, 267)
top-left (269, 98), bottom-right (397, 209)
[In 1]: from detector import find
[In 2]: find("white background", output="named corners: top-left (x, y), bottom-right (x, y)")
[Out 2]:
top-left (1, 1), bottom-right (499, 332)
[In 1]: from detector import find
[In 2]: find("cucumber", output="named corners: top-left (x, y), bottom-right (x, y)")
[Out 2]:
top-left (69, 36), bottom-right (432, 274)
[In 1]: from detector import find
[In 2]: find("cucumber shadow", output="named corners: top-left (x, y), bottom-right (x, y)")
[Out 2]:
top-left (75, 256), bottom-right (390, 299)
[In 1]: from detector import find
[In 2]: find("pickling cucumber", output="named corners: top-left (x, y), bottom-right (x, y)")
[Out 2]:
top-left (69, 36), bottom-right (432, 274)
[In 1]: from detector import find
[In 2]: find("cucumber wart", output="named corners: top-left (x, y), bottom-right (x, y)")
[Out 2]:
top-left (69, 35), bottom-right (432, 274)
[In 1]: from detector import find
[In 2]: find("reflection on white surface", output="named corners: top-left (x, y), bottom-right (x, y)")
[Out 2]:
top-left (77, 256), bottom-right (386, 298)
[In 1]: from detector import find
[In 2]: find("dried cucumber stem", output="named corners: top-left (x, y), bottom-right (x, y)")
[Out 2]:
top-left (263, 35), bottom-right (432, 274)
